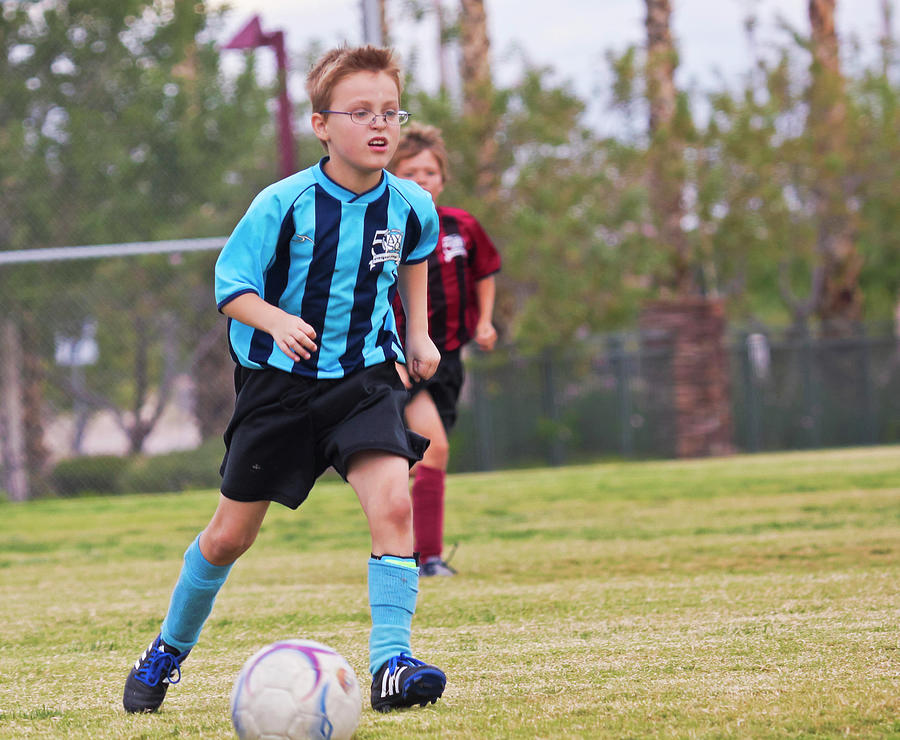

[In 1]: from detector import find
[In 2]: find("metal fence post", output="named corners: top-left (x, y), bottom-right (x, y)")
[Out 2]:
top-left (608, 334), bottom-right (634, 457)
top-left (860, 331), bottom-right (877, 444)
top-left (469, 362), bottom-right (495, 471)
top-left (540, 352), bottom-right (565, 466)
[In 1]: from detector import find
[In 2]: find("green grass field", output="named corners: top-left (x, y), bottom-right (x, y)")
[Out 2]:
top-left (2, 446), bottom-right (900, 739)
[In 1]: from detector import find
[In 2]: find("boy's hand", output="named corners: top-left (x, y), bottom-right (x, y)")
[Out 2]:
top-left (474, 320), bottom-right (498, 352)
top-left (270, 310), bottom-right (317, 362)
top-left (395, 362), bottom-right (412, 389)
top-left (404, 333), bottom-right (440, 383)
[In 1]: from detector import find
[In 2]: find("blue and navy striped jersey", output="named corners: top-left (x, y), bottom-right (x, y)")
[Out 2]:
top-left (215, 158), bottom-right (438, 379)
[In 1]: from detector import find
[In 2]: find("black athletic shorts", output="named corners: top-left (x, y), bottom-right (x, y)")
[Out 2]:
top-left (408, 348), bottom-right (464, 432)
top-left (219, 361), bottom-right (429, 510)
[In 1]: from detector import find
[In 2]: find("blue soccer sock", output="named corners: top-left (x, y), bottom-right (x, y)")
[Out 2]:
top-left (160, 535), bottom-right (233, 653)
top-left (368, 555), bottom-right (419, 675)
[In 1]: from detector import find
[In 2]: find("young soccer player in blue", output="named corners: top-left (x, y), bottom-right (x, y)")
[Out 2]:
top-left (123, 45), bottom-right (447, 715)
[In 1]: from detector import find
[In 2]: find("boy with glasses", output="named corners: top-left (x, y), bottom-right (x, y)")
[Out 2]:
top-left (123, 45), bottom-right (447, 716)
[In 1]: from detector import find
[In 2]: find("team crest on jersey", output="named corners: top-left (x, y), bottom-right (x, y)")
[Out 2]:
top-left (441, 233), bottom-right (467, 262)
top-left (369, 229), bottom-right (404, 270)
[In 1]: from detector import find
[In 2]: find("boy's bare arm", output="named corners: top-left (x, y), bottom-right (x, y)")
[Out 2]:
top-left (474, 275), bottom-right (498, 351)
top-left (221, 293), bottom-right (317, 362)
top-left (398, 261), bottom-right (440, 382)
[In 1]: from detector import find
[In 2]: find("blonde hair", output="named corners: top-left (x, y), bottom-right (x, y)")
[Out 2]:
top-left (389, 123), bottom-right (449, 180)
top-left (305, 45), bottom-right (403, 113)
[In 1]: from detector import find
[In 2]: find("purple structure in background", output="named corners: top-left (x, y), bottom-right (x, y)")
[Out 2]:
top-left (224, 16), bottom-right (297, 179)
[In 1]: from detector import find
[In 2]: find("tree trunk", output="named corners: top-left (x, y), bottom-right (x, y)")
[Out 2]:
top-left (459, 0), bottom-right (497, 200)
top-left (193, 323), bottom-right (234, 440)
top-left (22, 321), bottom-right (49, 487)
top-left (642, 1), bottom-right (732, 457)
top-left (641, 300), bottom-right (735, 458)
top-left (645, 0), bottom-right (677, 133)
top-left (433, 0), bottom-right (453, 93)
top-left (645, 0), bottom-right (692, 295)
top-left (879, 0), bottom-right (894, 76)
top-left (1, 319), bottom-right (29, 500)
top-left (378, 0), bottom-right (389, 45)
top-left (808, 0), bottom-right (863, 333)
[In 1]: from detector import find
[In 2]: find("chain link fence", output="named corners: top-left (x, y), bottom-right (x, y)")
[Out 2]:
top-left (451, 325), bottom-right (900, 472)
top-left (2, 243), bottom-right (899, 499)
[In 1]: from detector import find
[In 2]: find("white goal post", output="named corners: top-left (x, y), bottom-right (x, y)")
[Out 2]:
top-left (0, 236), bottom-right (226, 265)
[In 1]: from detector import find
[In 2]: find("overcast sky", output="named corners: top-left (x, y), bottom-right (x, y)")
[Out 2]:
top-left (213, 0), bottom-right (897, 130)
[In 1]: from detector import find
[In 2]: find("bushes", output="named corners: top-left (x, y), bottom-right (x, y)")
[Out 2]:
top-left (49, 455), bottom-right (131, 497)
top-left (49, 438), bottom-right (225, 497)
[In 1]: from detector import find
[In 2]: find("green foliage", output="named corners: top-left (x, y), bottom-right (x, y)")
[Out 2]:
top-left (117, 436), bottom-right (224, 493)
top-left (853, 69), bottom-right (900, 319)
top-left (1, 0), bottom-right (281, 455)
top-left (405, 27), bottom-right (899, 346)
top-left (48, 436), bottom-right (224, 497)
top-left (0, 0), bottom-right (277, 251)
top-left (410, 68), bottom-right (638, 351)
top-left (48, 454), bottom-right (130, 496)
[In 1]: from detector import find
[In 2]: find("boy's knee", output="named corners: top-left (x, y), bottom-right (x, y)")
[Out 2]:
top-left (201, 526), bottom-right (256, 565)
top-left (423, 437), bottom-right (450, 469)
top-left (382, 488), bottom-right (413, 526)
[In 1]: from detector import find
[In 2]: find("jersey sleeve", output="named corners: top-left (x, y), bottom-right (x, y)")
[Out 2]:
top-left (214, 190), bottom-right (284, 311)
top-left (465, 213), bottom-right (501, 280)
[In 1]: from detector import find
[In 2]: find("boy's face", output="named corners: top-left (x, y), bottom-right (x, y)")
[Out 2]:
top-left (311, 71), bottom-right (402, 193)
top-left (393, 149), bottom-right (444, 202)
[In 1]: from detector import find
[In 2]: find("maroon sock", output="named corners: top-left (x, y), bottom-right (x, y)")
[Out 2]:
top-left (411, 465), bottom-right (445, 562)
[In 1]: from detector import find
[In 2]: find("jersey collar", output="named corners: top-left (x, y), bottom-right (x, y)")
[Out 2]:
top-left (313, 158), bottom-right (387, 204)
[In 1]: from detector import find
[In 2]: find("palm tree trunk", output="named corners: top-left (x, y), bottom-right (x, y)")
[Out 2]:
top-left (459, 0), bottom-right (497, 200)
top-left (643, 0), bottom-right (732, 458)
top-left (808, 0), bottom-right (862, 333)
top-left (433, 0), bottom-right (452, 93)
top-left (645, 0), bottom-right (692, 295)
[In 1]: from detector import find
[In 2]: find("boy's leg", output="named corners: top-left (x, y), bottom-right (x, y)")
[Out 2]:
top-left (348, 451), bottom-right (415, 557)
top-left (405, 392), bottom-right (451, 572)
top-left (162, 496), bottom-right (270, 649)
top-left (347, 451), bottom-right (446, 711)
top-left (123, 496), bottom-right (268, 713)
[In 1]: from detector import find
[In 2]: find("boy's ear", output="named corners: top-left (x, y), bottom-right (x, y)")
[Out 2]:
top-left (311, 112), bottom-right (329, 145)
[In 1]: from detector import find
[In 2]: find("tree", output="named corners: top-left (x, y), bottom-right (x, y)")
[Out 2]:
top-left (458, 0), bottom-right (498, 200)
top-left (806, 0), bottom-right (863, 333)
top-left (641, 0), bottom-right (733, 457)
top-left (0, 0), bottom-right (276, 496)
top-left (644, 0), bottom-right (693, 295)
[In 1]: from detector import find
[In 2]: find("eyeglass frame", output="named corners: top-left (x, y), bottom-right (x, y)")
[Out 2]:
top-left (317, 109), bottom-right (411, 126)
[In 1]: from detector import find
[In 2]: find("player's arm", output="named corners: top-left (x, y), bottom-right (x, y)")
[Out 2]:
top-left (473, 275), bottom-right (498, 351)
top-left (221, 293), bottom-right (317, 363)
top-left (397, 260), bottom-right (440, 382)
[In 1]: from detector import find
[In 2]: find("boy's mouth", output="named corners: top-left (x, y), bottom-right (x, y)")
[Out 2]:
top-left (368, 136), bottom-right (388, 149)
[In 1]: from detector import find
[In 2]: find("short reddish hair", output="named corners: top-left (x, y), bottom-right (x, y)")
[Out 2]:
top-left (306, 45), bottom-right (403, 113)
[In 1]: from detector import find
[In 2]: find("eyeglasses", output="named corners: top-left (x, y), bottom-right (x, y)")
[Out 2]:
top-left (318, 109), bottom-right (410, 126)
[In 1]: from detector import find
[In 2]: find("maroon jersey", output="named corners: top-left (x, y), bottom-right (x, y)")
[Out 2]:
top-left (393, 205), bottom-right (501, 352)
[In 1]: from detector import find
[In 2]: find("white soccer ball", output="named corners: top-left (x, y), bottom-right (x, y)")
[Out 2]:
top-left (230, 639), bottom-right (362, 740)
